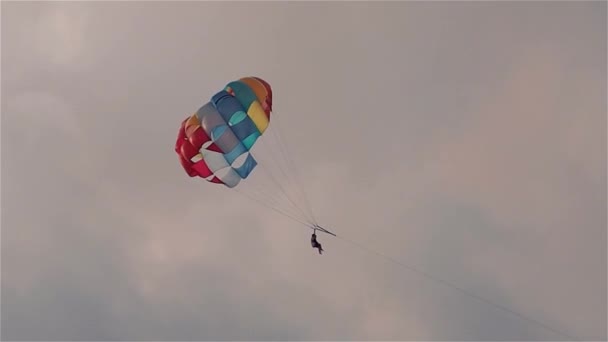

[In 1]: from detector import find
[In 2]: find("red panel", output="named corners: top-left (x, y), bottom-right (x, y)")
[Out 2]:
top-left (176, 119), bottom-right (199, 177)
top-left (180, 140), bottom-right (199, 160)
top-left (188, 127), bottom-right (222, 153)
top-left (178, 154), bottom-right (197, 177)
top-left (205, 143), bottom-right (223, 153)
top-left (209, 176), bottom-right (224, 184)
top-left (188, 126), bottom-right (210, 150)
top-left (175, 119), bottom-right (188, 153)
top-left (191, 160), bottom-right (213, 178)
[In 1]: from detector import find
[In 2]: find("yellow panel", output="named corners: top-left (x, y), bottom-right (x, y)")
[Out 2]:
top-left (248, 101), bottom-right (269, 133)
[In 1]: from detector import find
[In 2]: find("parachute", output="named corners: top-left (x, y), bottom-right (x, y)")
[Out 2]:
top-left (175, 76), bottom-right (334, 235)
top-left (175, 76), bottom-right (272, 187)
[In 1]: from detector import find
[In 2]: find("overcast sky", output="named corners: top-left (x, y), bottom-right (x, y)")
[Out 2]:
top-left (2, 1), bottom-right (606, 341)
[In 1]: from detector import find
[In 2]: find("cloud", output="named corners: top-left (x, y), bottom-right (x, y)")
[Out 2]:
top-left (2, 1), bottom-right (605, 341)
top-left (34, 3), bottom-right (90, 67)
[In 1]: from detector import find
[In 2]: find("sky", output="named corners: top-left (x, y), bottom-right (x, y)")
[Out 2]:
top-left (1, 1), bottom-right (606, 341)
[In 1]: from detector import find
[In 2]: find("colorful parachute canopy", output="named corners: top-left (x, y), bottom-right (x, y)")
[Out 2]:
top-left (175, 76), bottom-right (273, 188)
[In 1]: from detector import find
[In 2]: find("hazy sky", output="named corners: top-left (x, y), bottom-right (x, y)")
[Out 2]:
top-left (2, 1), bottom-right (606, 341)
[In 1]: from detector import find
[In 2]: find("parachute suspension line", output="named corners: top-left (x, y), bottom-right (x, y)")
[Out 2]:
top-left (233, 137), bottom-right (314, 225)
top-left (332, 233), bottom-right (578, 341)
top-left (251, 136), bottom-right (316, 226)
top-left (266, 110), bottom-right (312, 222)
top-left (232, 137), bottom-right (319, 230)
top-left (262, 119), bottom-right (313, 223)
top-left (256, 122), bottom-right (296, 196)
top-left (247, 112), bottom-right (318, 226)
top-left (235, 176), bottom-right (307, 224)
top-left (234, 151), bottom-right (313, 226)
top-left (233, 186), bottom-right (314, 230)
top-left (259, 161), bottom-right (315, 225)
top-left (249, 163), bottom-right (314, 225)
top-left (263, 134), bottom-right (312, 224)
top-left (269, 108), bottom-right (319, 226)
top-left (244, 154), bottom-right (311, 225)
top-left (274, 111), bottom-right (318, 226)
top-left (261, 115), bottom-right (307, 218)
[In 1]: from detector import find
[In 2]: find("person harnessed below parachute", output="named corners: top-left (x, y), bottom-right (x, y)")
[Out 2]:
top-left (311, 229), bottom-right (324, 254)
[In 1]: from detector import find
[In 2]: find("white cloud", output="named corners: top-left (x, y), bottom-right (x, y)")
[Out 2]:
top-left (34, 3), bottom-right (90, 67)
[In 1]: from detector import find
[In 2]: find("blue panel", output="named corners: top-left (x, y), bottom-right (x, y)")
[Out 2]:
top-left (213, 90), bottom-right (246, 123)
top-left (233, 153), bottom-right (258, 179)
top-left (231, 115), bottom-right (259, 143)
top-left (223, 143), bottom-right (247, 164)
top-left (211, 91), bottom-right (231, 107)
